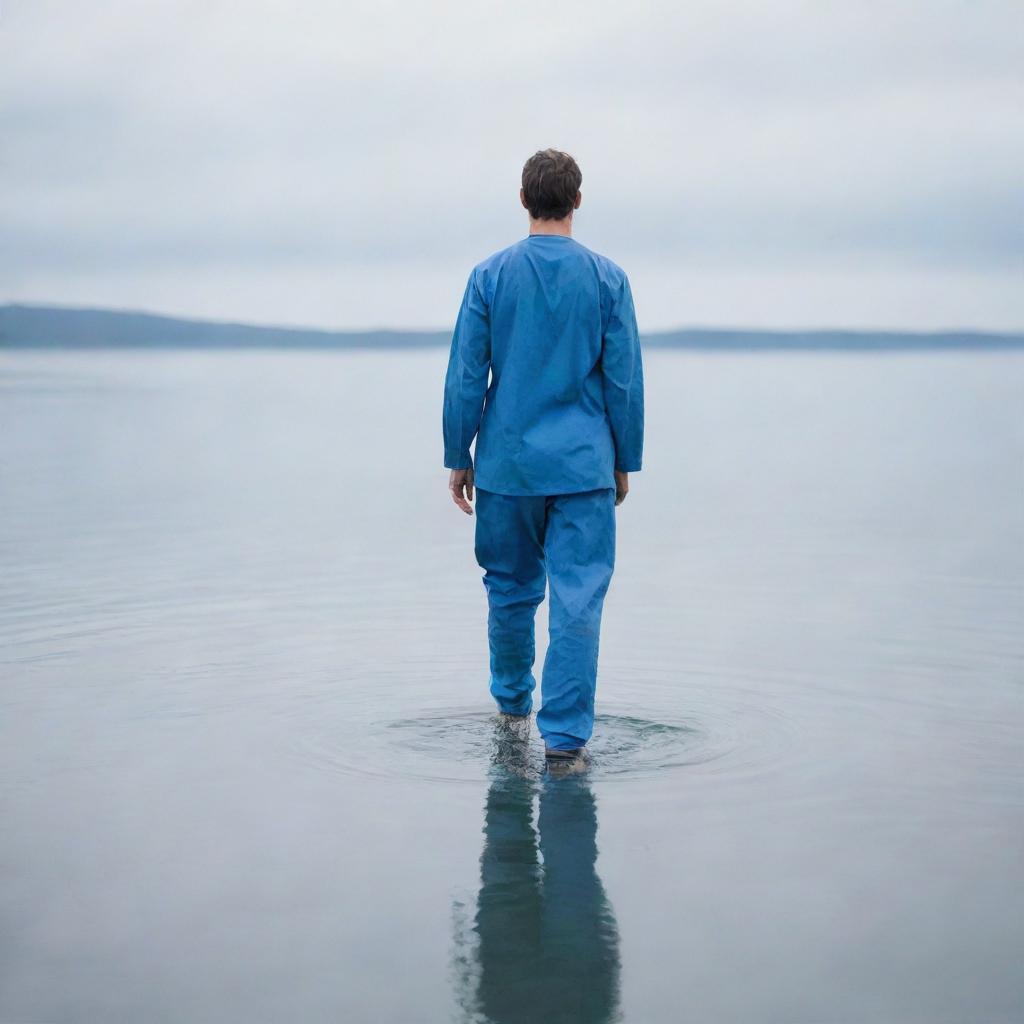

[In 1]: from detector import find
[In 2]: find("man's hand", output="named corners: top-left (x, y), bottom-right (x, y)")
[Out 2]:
top-left (449, 467), bottom-right (475, 515)
top-left (614, 470), bottom-right (629, 506)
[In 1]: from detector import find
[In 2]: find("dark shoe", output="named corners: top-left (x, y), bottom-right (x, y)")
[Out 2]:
top-left (544, 745), bottom-right (589, 775)
top-left (544, 745), bottom-right (588, 761)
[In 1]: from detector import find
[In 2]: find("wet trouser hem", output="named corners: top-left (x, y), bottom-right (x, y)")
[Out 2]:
top-left (539, 732), bottom-right (588, 751)
top-left (493, 693), bottom-right (533, 717)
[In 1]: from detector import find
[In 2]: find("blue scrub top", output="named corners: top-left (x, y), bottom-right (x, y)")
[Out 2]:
top-left (442, 234), bottom-right (644, 496)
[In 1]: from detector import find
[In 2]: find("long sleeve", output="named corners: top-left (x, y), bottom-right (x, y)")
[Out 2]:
top-left (601, 275), bottom-right (644, 473)
top-left (442, 267), bottom-right (491, 470)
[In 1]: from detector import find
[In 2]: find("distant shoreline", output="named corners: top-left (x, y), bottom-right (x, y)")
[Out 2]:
top-left (2, 303), bottom-right (1023, 351)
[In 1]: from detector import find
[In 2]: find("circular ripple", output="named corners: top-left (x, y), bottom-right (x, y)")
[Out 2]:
top-left (283, 692), bottom-right (800, 785)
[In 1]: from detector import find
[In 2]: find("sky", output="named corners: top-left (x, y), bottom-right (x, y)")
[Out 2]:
top-left (2, 0), bottom-right (1022, 332)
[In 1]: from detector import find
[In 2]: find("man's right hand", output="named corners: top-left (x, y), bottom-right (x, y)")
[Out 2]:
top-left (449, 467), bottom-right (475, 515)
top-left (614, 470), bottom-right (629, 506)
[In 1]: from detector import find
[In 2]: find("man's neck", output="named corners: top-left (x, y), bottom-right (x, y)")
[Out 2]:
top-left (528, 215), bottom-right (573, 238)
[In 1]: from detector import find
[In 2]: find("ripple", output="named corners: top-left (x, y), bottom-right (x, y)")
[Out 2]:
top-left (283, 693), bottom-right (801, 785)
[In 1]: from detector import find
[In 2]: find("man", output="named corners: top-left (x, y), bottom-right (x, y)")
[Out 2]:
top-left (442, 148), bottom-right (644, 764)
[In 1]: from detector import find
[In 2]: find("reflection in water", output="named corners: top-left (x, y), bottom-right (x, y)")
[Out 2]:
top-left (454, 748), bottom-right (621, 1023)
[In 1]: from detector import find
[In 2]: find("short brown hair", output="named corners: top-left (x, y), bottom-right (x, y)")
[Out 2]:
top-left (521, 149), bottom-right (582, 220)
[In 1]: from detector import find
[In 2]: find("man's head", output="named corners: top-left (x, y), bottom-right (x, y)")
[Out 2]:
top-left (520, 149), bottom-right (582, 221)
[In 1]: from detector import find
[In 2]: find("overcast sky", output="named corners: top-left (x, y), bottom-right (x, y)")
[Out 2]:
top-left (2, 1), bottom-right (1022, 331)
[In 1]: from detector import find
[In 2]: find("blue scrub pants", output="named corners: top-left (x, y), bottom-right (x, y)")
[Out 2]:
top-left (474, 487), bottom-right (616, 750)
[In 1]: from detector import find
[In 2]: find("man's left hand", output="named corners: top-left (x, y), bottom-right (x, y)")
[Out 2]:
top-left (614, 470), bottom-right (629, 506)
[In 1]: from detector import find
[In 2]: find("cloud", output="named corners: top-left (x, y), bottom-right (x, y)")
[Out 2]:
top-left (2, 0), bottom-right (1022, 328)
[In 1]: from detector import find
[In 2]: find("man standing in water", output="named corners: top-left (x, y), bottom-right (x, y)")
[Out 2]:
top-left (442, 149), bottom-right (644, 765)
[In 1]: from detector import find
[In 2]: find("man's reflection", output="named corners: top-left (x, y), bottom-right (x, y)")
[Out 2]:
top-left (458, 756), bottom-right (621, 1024)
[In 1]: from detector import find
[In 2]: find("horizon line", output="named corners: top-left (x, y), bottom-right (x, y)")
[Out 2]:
top-left (3, 300), bottom-right (1022, 339)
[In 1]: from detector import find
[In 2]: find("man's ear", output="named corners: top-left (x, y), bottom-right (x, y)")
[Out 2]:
top-left (574, 191), bottom-right (582, 210)
top-left (520, 187), bottom-right (529, 210)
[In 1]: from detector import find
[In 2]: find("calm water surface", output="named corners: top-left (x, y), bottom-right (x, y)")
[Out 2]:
top-left (1, 349), bottom-right (1022, 1022)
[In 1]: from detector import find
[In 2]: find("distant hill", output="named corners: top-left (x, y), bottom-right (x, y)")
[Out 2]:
top-left (2, 303), bottom-right (1022, 351)
top-left (0, 304), bottom-right (448, 350)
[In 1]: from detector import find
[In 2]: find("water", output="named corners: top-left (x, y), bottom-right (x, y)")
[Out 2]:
top-left (1, 349), bottom-right (1021, 1022)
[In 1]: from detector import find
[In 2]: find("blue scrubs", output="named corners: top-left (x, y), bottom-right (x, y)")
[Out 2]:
top-left (474, 487), bottom-right (616, 749)
top-left (442, 234), bottom-right (644, 749)
top-left (443, 235), bottom-right (643, 491)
